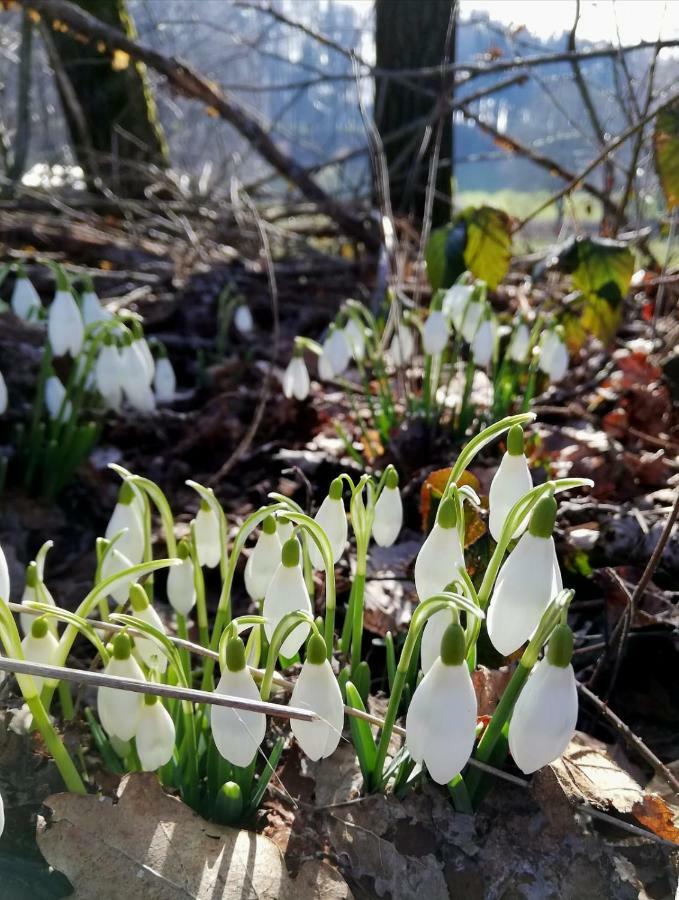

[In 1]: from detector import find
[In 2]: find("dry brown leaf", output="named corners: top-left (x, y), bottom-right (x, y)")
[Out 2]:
top-left (37, 773), bottom-right (352, 900)
top-left (631, 795), bottom-right (679, 845)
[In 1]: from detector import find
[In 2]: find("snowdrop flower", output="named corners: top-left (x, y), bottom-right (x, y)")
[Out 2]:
top-left (406, 623), bottom-right (477, 784)
top-left (95, 337), bottom-right (124, 411)
top-left (344, 318), bottom-right (365, 362)
top-left (167, 540), bottom-right (196, 615)
top-left (20, 562), bottom-right (56, 636)
top-left (244, 515), bottom-right (282, 601)
top-left (81, 286), bottom-right (111, 326)
top-left (136, 695), bottom-right (175, 771)
top-left (44, 375), bottom-right (72, 421)
top-left (422, 309), bottom-right (450, 355)
top-left (372, 468), bottom-right (403, 548)
top-left (488, 425), bottom-right (533, 542)
top-left (486, 495), bottom-right (562, 657)
top-left (194, 500), bottom-right (221, 569)
top-left (263, 538), bottom-right (312, 658)
top-left (290, 633), bottom-right (344, 760)
top-left (130, 323), bottom-right (155, 384)
top-left (211, 637), bottom-right (266, 766)
top-left (0, 371), bottom-right (7, 416)
top-left (319, 326), bottom-right (351, 379)
top-left (98, 633), bottom-right (145, 741)
top-left (508, 321), bottom-right (531, 363)
top-left (471, 314), bottom-right (495, 368)
top-left (11, 266), bottom-right (41, 321)
top-left (105, 481), bottom-right (145, 566)
top-left (48, 284), bottom-right (84, 357)
top-left (282, 353), bottom-right (310, 401)
top-left (389, 324), bottom-right (415, 366)
top-left (508, 625), bottom-right (577, 773)
top-left (129, 585), bottom-right (168, 674)
top-left (0, 542), bottom-right (9, 602)
top-left (308, 478), bottom-right (347, 570)
top-left (100, 545), bottom-right (137, 605)
top-left (120, 337), bottom-right (155, 413)
top-left (538, 328), bottom-right (569, 383)
top-left (154, 348), bottom-right (176, 403)
top-left (461, 299), bottom-right (483, 344)
top-left (442, 283), bottom-right (473, 329)
top-left (234, 304), bottom-right (254, 335)
top-left (21, 617), bottom-right (59, 693)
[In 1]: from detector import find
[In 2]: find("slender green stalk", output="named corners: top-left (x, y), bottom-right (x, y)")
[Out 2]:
top-left (25, 695), bottom-right (86, 794)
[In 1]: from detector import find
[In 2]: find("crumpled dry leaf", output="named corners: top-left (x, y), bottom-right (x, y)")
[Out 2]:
top-left (37, 773), bottom-right (352, 900)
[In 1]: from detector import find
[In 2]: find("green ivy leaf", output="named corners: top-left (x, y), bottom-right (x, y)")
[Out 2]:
top-left (654, 98), bottom-right (679, 210)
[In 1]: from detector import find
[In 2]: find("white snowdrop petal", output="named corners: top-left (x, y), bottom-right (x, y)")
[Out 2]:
top-left (154, 357), bottom-right (176, 403)
top-left (106, 502), bottom-right (145, 566)
top-left (414, 523), bottom-right (465, 603)
top-left (422, 310), bottom-right (450, 355)
top-left (442, 284), bottom-right (473, 329)
top-left (194, 506), bottom-right (221, 569)
top-left (0, 544), bottom-right (9, 603)
top-left (262, 564), bottom-right (312, 658)
top-left (488, 452), bottom-right (533, 542)
top-left (81, 291), bottom-right (111, 326)
top-left (283, 356), bottom-right (310, 400)
top-left (136, 701), bottom-right (176, 771)
top-left (0, 372), bottom-right (7, 416)
top-left (389, 325), bottom-right (415, 366)
top-left (131, 604), bottom-right (168, 673)
top-left (472, 319), bottom-right (494, 367)
top-left (509, 323), bottom-right (530, 362)
top-left (234, 305), bottom-right (254, 335)
top-left (290, 659), bottom-right (344, 760)
top-left (461, 301), bottom-right (483, 343)
top-left (508, 660), bottom-right (578, 774)
top-left (45, 376), bottom-right (71, 421)
top-left (20, 584), bottom-right (57, 637)
top-left (95, 345), bottom-right (124, 410)
top-left (244, 530), bottom-right (282, 601)
top-left (11, 278), bottom-right (41, 320)
top-left (344, 319), bottom-right (365, 361)
top-left (167, 557), bottom-right (196, 615)
top-left (48, 290), bottom-right (84, 357)
top-left (326, 329), bottom-right (351, 376)
top-left (97, 656), bottom-right (145, 741)
top-left (211, 668), bottom-right (266, 767)
top-left (372, 486), bottom-right (403, 547)
top-left (21, 630), bottom-right (59, 693)
top-left (100, 547), bottom-right (137, 605)
top-left (420, 606), bottom-right (456, 673)
top-left (308, 496), bottom-right (347, 569)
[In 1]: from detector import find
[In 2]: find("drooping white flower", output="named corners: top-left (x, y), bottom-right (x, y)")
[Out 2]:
top-left (21, 617), bottom-right (59, 693)
top-left (211, 637), bottom-right (266, 767)
top-left (508, 322), bottom-right (531, 363)
top-left (0, 371), bottom-right (7, 416)
top-left (414, 497), bottom-right (465, 603)
top-left (442, 283), bottom-right (473, 329)
top-left (290, 634), bottom-right (344, 760)
top-left (471, 315), bottom-right (495, 368)
top-left (154, 355), bottom-right (176, 403)
top-left (317, 349), bottom-right (335, 381)
top-left (11, 272), bottom-right (41, 321)
top-left (244, 515), bottom-right (282, 601)
top-left (105, 482), bottom-right (145, 566)
top-left (234, 304), bottom-right (254, 335)
top-left (100, 545), bottom-right (137, 605)
top-left (319, 327), bottom-right (351, 379)
top-left (136, 696), bottom-right (175, 770)
top-left (406, 623), bottom-right (477, 784)
top-left (486, 496), bottom-right (562, 657)
top-left (95, 340), bottom-right (124, 411)
top-left (422, 309), bottom-right (450, 355)
top-left (167, 541), bottom-right (196, 615)
top-left (120, 340), bottom-right (156, 413)
top-left (372, 470), bottom-right (403, 548)
top-left (81, 289), bottom-right (111, 326)
top-left (508, 625), bottom-right (577, 773)
top-left (344, 318), bottom-right (365, 362)
top-left (389, 324), bottom-right (415, 366)
top-left (44, 375), bottom-right (72, 421)
top-left (129, 585), bottom-right (168, 674)
top-left (48, 289), bottom-right (84, 357)
top-left (97, 634), bottom-right (145, 741)
top-left (194, 500), bottom-right (221, 569)
top-left (488, 425), bottom-right (533, 542)
top-left (461, 300), bottom-right (483, 344)
top-left (262, 538), bottom-right (312, 658)
top-left (282, 355), bottom-right (310, 401)
top-left (308, 479), bottom-right (347, 570)
top-left (538, 330), bottom-right (569, 382)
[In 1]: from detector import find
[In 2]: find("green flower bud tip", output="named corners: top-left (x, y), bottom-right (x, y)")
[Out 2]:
top-left (215, 781), bottom-right (243, 822)
top-left (144, 693), bottom-right (159, 706)
top-left (31, 616), bottom-right (49, 640)
top-left (438, 497), bottom-right (457, 529)
top-left (177, 539), bottom-right (191, 560)
top-left (81, 273), bottom-right (95, 293)
top-left (262, 515), bottom-right (276, 535)
top-left (25, 562), bottom-right (39, 588)
top-left (507, 424), bottom-right (524, 456)
top-left (15, 261), bottom-right (27, 278)
top-left (112, 632), bottom-right (132, 660)
top-left (281, 537), bottom-right (299, 568)
top-left (529, 495), bottom-right (557, 539)
top-left (547, 624), bottom-right (573, 667)
top-left (199, 498), bottom-right (211, 513)
top-left (306, 632), bottom-right (327, 665)
top-left (225, 637), bottom-right (246, 672)
top-left (129, 584), bottom-right (149, 612)
top-left (54, 266), bottom-right (71, 292)
top-left (329, 477), bottom-right (343, 501)
top-left (278, 515), bottom-right (290, 526)
top-left (118, 480), bottom-right (136, 506)
top-left (440, 622), bottom-right (466, 666)
top-left (385, 467), bottom-right (399, 490)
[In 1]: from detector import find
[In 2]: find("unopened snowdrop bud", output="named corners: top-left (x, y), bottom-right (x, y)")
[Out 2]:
top-left (211, 636), bottom-right (266, 766)
top-left (129, 584), bottom-right (168, 674)
top-left (11, 265), bottom-right (41, 321)
top-left (98, 633), bottom-right (145, 741)
top-left (282, 352), bottom-right (310, 401)
top-left (486, 495), bottom-right (562, 657)
top-left (0, 371), bottom-right (7, 416)
top-left (344, 318), bottom-right (365, 362)
top-left (194, 500), bottom-right (221, 569)
top-left (20, 561), bottom-right (56, 636)
top-left (105, 481), bottom-right (145, 566)
top-left (245, 515), bottom-right (282, 601)
top-left (263, 538), bottom-right (312, 658)
top-left (290, 633), bottom-right (344, 760)
top-left (461, 299), bottom-right (483, 343)
top-left (167, 540), bottom-right (196, 615)
top-left (21, 617), bottom-right (59, 692)
top-left (508, 625), bottom-right (577, 773)
top-left (308, 478), bottom-right (347, 570)
top-left (136, 694), bottom-right (175, 771)
top-left (45, 375), bottom-right (72, 421)
top-left (234, 304), bottom-right (254, 335)
top-left (488, 425), bottom-right (533, 542)
top-left (442, 282), bottom-right (473, 329)
top-left (389, 324), bottom-right (415, 366)
top-left (153, 347), bottom-right (176, 403)
top-left (538, 328), bottom-right (569, 382)
top-left (471, 314), bottom-right (495, 368)
top-left (372, 467), bottom-right (403, 548)
top-left (406, 623), bottom-right (477, 783)
top-left (48, 273), bottom-right (84, 357)
top-left (422, 309), bottom-right (450, 355)
top-left (95, 336), bottom-right (124, 411)
top-left (100, 545), bottom-right (137, 605)
top-left (508, 321), bottom-right (531, 363)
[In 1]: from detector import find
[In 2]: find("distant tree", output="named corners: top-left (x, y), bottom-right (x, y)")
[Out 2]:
top-left (375, 0), bottom-right (455, 226)
top-left (46, 0), bottom-right (169, 197)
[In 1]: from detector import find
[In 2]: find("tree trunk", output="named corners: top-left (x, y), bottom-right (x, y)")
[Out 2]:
top-left (374, 0), bottom-right (455, 226)
top-left (48, 0), bottom-right (169, 197)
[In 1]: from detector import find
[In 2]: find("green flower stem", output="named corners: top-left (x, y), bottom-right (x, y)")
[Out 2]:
top-left (350, 563), bottom-right (367, 673)
top-left (176, 614), bottom-right (191, 682)
top-left (25, 695), bottom-right (86, 794)
top-left (259, 611), bottom-right (317, 701)
top-left (58, 680), bottom-right (75, 721)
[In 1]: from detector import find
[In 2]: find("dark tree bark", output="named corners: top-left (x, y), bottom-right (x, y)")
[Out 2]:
top-left (375, 0), bottom-right (455, 226)
top-left (48, 0), bottom-right (169, 197)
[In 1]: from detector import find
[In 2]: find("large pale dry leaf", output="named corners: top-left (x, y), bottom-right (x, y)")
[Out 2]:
top-left (37, 773), bottom-right (351, 900)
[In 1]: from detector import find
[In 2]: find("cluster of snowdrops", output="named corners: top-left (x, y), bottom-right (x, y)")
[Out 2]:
top-left (0, 413), bottom-right (592, 833)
